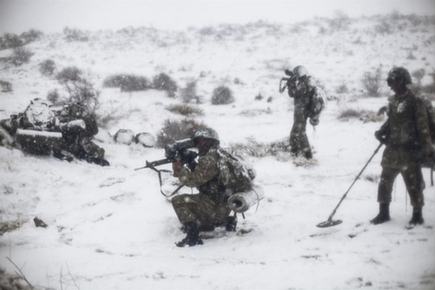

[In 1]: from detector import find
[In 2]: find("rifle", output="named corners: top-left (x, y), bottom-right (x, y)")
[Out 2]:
top-left (279, 69), bottom-right (296, 93)
top-left (135, 138), bottom-right (198, 197)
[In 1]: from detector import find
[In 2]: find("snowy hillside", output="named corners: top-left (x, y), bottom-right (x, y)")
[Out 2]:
top-left (1, 14), bottom-right (435, 289)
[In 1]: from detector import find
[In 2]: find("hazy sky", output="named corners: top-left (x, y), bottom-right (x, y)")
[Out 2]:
top-left (1, 0), bottom-right (434, 34)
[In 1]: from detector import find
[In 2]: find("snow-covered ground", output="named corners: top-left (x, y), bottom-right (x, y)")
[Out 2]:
top-left (1, 15), bottom-right (434, 289)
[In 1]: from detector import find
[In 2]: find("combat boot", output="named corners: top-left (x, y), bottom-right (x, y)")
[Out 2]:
top-left (225, 214), bottom-right (237, 232)
top-left (176, 222), bottom-right (203, 247)
top-left (409, 207), bottom-right (424, 225)
top-left (370, 203), bottom-right (390, 225)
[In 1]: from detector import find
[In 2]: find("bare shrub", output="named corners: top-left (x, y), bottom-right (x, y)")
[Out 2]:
top-left (329, 10), bottom-right (351, 31)
top-left (410, 69), bottom-right (425, 96)
top-left (227, 137), bottom-right (292, 161)
top-left (39, 59), bottom-right (56, 77)
top-left (361, 68), bottom-right (383, 97)
top-left (335, 82), bottom-right (349, 94)
top-left (46, 89), bottom-right (61, 105)
top-left (166, 104), bottom-right (203, 117)
top-left (156, 119), bottom-right (209, 148)
top-left (152, 73), bottom-right (178, 98)
top-left (211, 86), bottom-right (234, 105)
top-left (338, 108), bottom-right (383, 123)
top-left (56, 66), bottom-right (100, 112)
top-left (375, 20), bottom-right (393, 35)
top-left (20, 29), bottom-right (43, 44)
top-left (0, 80), bottom-right (12, 92)
top-left (422, 70), bottom-right (435, 95)
top-left (10, 46), bottom-right (34, 66)
top-left (0, 33), bottom-right (23, 49)
top-left (63, 27), bottom-right (89, 42)
top-left (180, 81), bottom-right (199, 103)
top-left (103, 74), bottom-right (150, 92)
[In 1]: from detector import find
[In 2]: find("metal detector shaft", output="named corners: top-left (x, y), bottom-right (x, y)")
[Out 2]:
top-left (323, 143), bottom-right (383, 223)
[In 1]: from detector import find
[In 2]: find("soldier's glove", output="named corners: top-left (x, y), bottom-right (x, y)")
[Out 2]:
top-left (374, 130), bottom-right (387, 144)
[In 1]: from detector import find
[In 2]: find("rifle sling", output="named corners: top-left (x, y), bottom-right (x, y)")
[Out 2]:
top-left (149, 166), bottom-right (184, 198)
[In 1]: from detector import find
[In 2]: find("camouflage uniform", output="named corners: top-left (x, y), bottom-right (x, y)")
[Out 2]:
top-left (172, 147), bottom-right (232, 231)
top-left (288, 77), bottom-right (320, 158)
top-left (376, 90), bottom-right (432, 207)
top-left (57, 103), bottom-right (107, 164)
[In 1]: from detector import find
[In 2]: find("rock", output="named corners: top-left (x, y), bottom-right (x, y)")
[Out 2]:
top-left (114, 129), bottom-right (134, 145)
top-left (135, 132), bottom-right (156, 148)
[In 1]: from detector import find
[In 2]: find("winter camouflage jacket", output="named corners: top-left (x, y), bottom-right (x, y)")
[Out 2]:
top-left (174, 148), bottom-right (226, 204)
top-left (174, 147), bottom-right (252, 204)
top-left (377, 90), bottom-right (432, 168)
top-left (288, 77), bottom-right (323, 122)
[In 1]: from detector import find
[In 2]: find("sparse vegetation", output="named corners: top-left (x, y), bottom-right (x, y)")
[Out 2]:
top-left (63, 27), bottom-right (89, 42)
top-left (0, 29), bottom-right (42, 49)
top-left (10, 46), bottom-right (34, 66)
top-left (152, 73), bottom-right (178, 98)
top-left (180, 81), bottom-right (199, 103)
top-left (338, 108), bottom-right (384, 123)
top-left (103, 74), bottom-right (151, 92)
top-left (56, 66), bottom-right (100, 112)
top-left (335, 83), bottom-right (349, 94)
top-left (39, 59), bottom-right (57, 77)
top-left (46, 89), bottom-right (61, 105)
top-left (361, 68), bottom-right (383, 97)
top-left (227, 137), bottom-right (292, 161)
top-left (211, 86), bottom-right (234, 105)
top-left (156, 119), bottom-right (209, 147)
top-left (0, 80), bottom-right (12, 92)
top-left (166, 104), bottom-right (203, 117)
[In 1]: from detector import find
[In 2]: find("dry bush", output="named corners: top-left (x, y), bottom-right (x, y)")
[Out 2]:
top-left (63, 27), bottom-right (89, 42)
top-left (56, 66), bottom-right (100, 112)
top-left (361, 68), bottom-right (383, 97)
top-left (335, 82), bottom-right (349, 94)
top-left (0, 80), bottom-right (12, 92)
top-left (0, 33), bottom-right (23, 49)
top-left (152, 73), bottom-right (178, 98)
top-left (46, 89), bottom-right (61, 105)
top-left (338, 108), bottom-right (383, 123)
top-left (103, 74), bottom-right (151, 92)
top-left (227, 137), bottom-right (292, 161)
top-left (180, 81), bottom-right (199, 103)
top-left (39, 59), bottom-right (56, 77)
top-left (156, 119), bottom-right (209, 148)
top-left (166, 104), bottom-right (203, 117)
top-left (211, 86), bottom-right (234, 105)
top-left (10, 46), bottom-right (34, 66)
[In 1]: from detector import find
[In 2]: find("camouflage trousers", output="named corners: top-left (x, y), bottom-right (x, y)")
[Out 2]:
top-left (172, 193), bottom-right (232, 231)
top-left (289, 119), bottom-right (311, 158)
top-left (63, 137), bottom-right (105, 159)
top-left (377, 165), bottom-right (425, 207)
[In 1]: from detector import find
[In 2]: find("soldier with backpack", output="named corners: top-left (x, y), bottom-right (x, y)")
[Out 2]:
top-left (371, 67), bottom-right (433, 226)
top-left (171, 128), bottom-right (254, 247)
top-left (286, 65), bottom-right (324, 159)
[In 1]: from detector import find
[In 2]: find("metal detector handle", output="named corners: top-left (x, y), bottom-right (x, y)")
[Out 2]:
top-left (325, 143), bottom-right (383, 222)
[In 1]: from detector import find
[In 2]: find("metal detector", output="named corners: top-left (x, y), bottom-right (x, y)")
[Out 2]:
top-left (317, 143), bottom-right (383, 228)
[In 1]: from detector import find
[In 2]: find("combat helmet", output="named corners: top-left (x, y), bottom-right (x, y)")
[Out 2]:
top-left (193, 128), bottom-right (220, 145)
top-left (387, 67), bottom-right (412, 85)
top-left (293, 65), bottom-right (309, 79)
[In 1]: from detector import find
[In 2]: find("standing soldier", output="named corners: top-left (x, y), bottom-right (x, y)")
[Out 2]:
top-left (371, 67), bottom-right (432, 225)
top-left (286, 65), bottom-right (324, 159)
